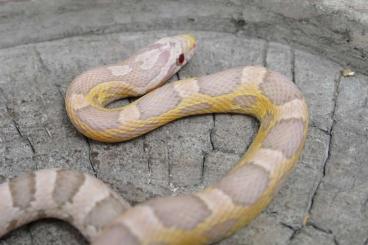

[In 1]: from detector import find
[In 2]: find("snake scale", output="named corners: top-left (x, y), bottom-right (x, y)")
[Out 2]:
top-left (0, 34), bottom-right (308, 244)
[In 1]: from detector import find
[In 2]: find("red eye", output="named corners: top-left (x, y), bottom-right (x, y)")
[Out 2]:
top-left (177, 53), bottom-right (185, 65)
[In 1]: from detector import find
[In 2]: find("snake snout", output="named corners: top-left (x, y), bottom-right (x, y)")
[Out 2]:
top-left (175, 34), bottom-right (197, 60)
top-left (179, 34), bottom-right (197, 49)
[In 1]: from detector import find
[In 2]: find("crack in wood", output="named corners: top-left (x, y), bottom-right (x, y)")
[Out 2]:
top-left (83, 136), bottom-right (97, 177)
top-left (287, 72), bottom-right (343, 244)
top-left (291, 48), bottom-right (296, 84)
top-left (209, 114), bottom-right (216, 151)
top-left (0, 89), bottom-right (36, 154)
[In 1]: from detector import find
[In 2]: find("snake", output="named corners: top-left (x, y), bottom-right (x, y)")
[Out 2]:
top-left (0, 34), bottom-right (308, 244)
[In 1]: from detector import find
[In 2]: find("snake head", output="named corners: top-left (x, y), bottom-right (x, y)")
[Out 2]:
top-left (153, 34), bottom-right (197, 74)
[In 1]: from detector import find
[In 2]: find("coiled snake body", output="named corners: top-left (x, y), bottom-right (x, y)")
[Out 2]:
top-left (0, 34), bottom-right (308, 244)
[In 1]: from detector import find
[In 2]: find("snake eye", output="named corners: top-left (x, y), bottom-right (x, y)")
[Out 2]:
top-left (177, 53), bottom-right (185, 65)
